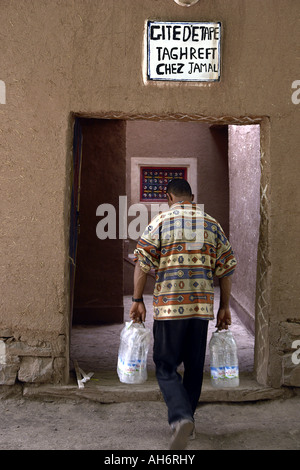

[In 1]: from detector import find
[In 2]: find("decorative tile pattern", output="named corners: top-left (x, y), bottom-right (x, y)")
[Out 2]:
top-left (140, 167), bottom-right (187, 201)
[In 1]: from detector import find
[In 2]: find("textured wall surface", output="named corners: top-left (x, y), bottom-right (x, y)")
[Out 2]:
top-left (228, 125), bottom-right (261, 333)
top-left (0, 0), bottom-right (299, 386)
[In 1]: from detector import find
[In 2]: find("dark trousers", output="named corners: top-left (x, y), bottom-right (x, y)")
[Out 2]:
top-left (153, 318), bottom-right (208, 425)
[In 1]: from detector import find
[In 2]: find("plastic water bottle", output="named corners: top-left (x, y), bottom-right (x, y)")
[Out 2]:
top-left (209, 329), bottom-right (239, 388)
top-left (209, 330), bottom-right (226, 388)
top-left (117, 321), bottom-right (151, 384)
top-left (223, 330), bottom-right (239, 387)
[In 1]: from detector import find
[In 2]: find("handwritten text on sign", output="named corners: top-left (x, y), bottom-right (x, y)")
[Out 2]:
top-left (147, 21), bottom-right (221, 82)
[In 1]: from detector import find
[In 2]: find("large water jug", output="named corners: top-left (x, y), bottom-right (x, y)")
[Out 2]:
top-left (117, 321), bottom-right (151, 384)
top-left (223, 330), bottom-right (239, 387)
top-left (209, 329), bottom-right (239, 388)
top-left (209, 330), bottom-right (226, 388)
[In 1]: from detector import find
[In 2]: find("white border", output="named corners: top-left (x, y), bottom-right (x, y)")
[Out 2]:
top-left (145, 21), bottom-right (221, 83)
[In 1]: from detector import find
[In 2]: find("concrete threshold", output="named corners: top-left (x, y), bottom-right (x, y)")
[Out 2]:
top-left (21, 371), bottom-right (290, 404)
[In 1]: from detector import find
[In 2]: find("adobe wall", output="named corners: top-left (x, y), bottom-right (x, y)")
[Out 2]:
top-left (126, 121), bottom-right (229, 231)
top-left (0, 0), bottom-right (299, 387)
top-left (228, 125), bottom-right (261, 335)
top-left (124, 120), bottom-right (229, 296)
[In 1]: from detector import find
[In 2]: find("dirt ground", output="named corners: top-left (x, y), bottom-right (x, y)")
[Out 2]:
top-left (0, 393), bottom-right (300, 451)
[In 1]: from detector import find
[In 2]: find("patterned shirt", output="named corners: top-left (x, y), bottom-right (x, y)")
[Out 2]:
top-left (134, 201), bottom-right (237, 321)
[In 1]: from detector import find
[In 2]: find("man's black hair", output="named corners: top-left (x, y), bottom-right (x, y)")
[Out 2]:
top-left (166, 178), bottom-right (192, 197)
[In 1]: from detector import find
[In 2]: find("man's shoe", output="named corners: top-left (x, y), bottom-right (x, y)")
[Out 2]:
top-left (169, 419), bottom-right (194, 450)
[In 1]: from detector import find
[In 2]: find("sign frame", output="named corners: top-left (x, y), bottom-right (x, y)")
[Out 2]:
top-left (146, 21), bottom-right (221, 83)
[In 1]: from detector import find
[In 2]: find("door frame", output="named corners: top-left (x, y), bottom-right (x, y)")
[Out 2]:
top-left (66, 111), bottom-right (271, 386)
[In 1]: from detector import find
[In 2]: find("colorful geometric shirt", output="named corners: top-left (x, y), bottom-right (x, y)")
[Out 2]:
top-left (134, 201), bottom-right (237, 321)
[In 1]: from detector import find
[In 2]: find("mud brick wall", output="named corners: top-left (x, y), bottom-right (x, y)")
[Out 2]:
top-left (274, 322), bottom-right (300, 388)
top-left (0, 1), bottom-right (299, 388)
top-left (0, 331), bottom-right (66, 385)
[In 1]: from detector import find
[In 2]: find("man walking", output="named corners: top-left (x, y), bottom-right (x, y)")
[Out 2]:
top-left (130, 179), bottom-right (237, 450)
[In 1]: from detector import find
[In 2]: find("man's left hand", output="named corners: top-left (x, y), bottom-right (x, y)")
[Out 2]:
top-left (216, 307), bottom-right (231, 330)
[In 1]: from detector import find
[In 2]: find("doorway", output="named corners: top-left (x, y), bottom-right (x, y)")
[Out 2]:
top-left (69, 114), bottom-right (267, 385)
top-left (70, 118), bottom-right (126, 325)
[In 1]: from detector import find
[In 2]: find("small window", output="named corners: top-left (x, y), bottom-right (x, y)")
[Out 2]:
top-left (140, 166), bottom-right (187, 202)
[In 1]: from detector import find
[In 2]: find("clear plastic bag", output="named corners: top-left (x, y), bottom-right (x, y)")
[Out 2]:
top-left (209, 329), bottom-right (239, 388)
top-left (117, 321), bottom-right (151, 384)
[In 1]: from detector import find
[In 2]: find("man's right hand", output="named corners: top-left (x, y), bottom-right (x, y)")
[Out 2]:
top-left (129, 301), bottom-right (146, 323)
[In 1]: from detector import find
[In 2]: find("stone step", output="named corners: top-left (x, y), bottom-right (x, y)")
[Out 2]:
top-left (22, 371), bottom-right (290, 404)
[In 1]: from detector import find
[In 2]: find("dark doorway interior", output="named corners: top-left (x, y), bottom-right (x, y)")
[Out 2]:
top-left (70, 118), bottom-right (126, 325)
top-left (69, 118), bottom-right (259, 378)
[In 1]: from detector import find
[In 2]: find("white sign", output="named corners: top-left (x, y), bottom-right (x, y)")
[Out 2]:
top-left (147, 21), bottom-right (221, 82)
